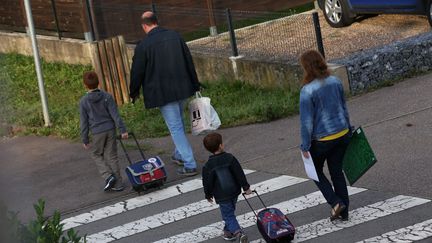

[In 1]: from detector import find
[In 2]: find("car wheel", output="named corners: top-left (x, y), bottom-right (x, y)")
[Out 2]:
top-left (322, 0), bottom-right (354, 28)
top-left (428, 0), bottom-right (432, 27)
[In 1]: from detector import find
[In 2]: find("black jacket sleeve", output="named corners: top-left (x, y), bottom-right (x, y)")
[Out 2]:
top-left (129, 44), bottom-right (146, 100)
top-left (202, 165), bottom-right (214, 199)
top-left (181, 38), bottom-right (201, 91)
top-left (230, 156), bottom-right (250, 191)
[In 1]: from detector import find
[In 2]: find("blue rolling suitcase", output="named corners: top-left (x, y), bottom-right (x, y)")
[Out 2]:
top-left (117, 132), bottom-right (167, 192)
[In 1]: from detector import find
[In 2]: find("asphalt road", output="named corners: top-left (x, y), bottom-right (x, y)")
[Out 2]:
top-left (1, 73), bottom-right (432, 242)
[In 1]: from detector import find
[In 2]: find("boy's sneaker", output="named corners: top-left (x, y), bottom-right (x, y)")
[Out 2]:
top-left (104, 175), bottom-right (116, 191)
top-left (222, 231), bottom-right (236, 241)
top-left (171, 156), bottom-right (184, 166)
top-left (177, 167), bottom-right (198, 176)
top-left (111, 183), bottom-right (125, 192)
top-left (235, 232), bottom-right (248, 243)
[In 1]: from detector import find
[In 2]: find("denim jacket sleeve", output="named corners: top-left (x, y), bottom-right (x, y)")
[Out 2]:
top-left (299, 88), bottom-right (314, 152)
top-left (338, 82), bottom-right (352, 131)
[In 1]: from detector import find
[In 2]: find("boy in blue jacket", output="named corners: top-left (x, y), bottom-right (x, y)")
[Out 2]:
top-left (202, 132), bottom-right (251, 243)
top-left (79, 71), bottom-right (128, 192)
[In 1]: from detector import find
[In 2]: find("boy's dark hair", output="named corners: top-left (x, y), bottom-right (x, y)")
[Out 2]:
top-left (203, 132), bottom-right (222, 153)
top-left (83, 71), bottom-right (99, 89)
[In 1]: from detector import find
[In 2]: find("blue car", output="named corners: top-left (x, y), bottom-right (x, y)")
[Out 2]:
top-left (317, 0), bottom-right (432, 27)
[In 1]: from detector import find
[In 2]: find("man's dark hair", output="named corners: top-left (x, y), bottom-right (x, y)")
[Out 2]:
top-left (141, 12), bottom-right (158, 25)
top-left (83, 71), bottom-right (99, 89)
top-left (203, 132), bottom-right (223, 153)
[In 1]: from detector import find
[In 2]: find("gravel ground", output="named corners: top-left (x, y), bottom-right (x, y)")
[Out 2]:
top-left (188, 11), bottom-right (431, 62)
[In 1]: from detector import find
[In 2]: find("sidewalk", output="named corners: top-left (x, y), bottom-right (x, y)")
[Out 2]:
top-left (1, 73), bottom-right (431, 223)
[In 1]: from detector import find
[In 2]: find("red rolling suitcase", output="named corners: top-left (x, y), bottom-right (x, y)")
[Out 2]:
top-left (117, 132), bottom-right (167, 192)
top-left (243, 190), bottom-right (295, 243)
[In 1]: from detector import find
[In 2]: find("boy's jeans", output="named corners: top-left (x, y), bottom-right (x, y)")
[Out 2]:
top-left (219, 197), bottom-right (241, 234)
top-left (309, 133), bottom-right (350, 217)
top-left (160, 100), bottom-right (197, 169)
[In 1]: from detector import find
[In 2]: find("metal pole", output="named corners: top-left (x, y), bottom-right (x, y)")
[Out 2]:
top-left (87, 0), bottom-right (99, 40)
top-left (86, 0), bottom-right (95, 41)
top-left (206, 0), bottom-right (217, 36)
top-left (151, 3), bottom-right (159, 25)
top-left (23, 0), bottom-right (51, 127)
top-left (312, 11), bottom-right (325, 58)
top-left (226, 8), bottom-right (238, 57)
top-left (50, 0), bottom-right (62, 40)
top-left (151, 3), bottom-right (157, 14)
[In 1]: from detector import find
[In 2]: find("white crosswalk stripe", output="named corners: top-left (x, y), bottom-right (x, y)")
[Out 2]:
top-left (357, 219), bottom-right (432, 243)
top-left (62, 169), bottom-right (255, 230)
top-left (64, 170), bottom-right (432, 243)
top-left (153, 187), bottom-right (367, 243)
top-left (293, 195), bottom-right (430, 242)
top-left (86, 175), bottom-right (307, 242)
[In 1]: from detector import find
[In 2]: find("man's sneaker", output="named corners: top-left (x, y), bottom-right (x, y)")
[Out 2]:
top-left (171, 156), bottom-right (184, 166)
top-left (177, 167), bottom-right (198, 176)
top-left (104, 175), bottom-right (116, 191)
top-left (222, 231), bottom-right (236, 241)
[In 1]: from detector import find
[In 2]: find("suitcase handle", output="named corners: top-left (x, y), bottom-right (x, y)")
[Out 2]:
top-left (117, 132), bottom-right (146, 165)
top-left (242, 190), bottom-right (267, 217)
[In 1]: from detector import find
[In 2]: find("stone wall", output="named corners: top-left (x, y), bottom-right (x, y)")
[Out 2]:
top-left (333, 32), bottom-right (432, 94)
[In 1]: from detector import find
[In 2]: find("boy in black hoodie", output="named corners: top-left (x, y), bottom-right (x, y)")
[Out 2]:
top-left (79, 71), bottom-right (128, 192)
top-left (202, 132), bottom-right (251, 243)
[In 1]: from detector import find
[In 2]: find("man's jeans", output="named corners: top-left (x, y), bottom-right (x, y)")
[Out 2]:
top-left (309, 133), bottom-right (350, 217)
top-left (160, 100), bottom-right (197, 169)
top-left (219, 197), bottom-right (241, 234)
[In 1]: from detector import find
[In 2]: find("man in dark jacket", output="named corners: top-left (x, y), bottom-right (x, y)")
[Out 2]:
top-left (129, 11), bottom-right (201, 176)
top-left (202, 132), bottom-right (251, 242)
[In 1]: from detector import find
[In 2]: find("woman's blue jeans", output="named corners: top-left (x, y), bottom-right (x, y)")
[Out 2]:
top-left (219, 197), bottom-right (241, 234)
top-left (160, 100), bottom-right (197, 169)
top-left (310, 133), bottom-right (350, 217)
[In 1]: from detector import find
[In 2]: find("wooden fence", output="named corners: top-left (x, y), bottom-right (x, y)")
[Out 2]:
top-left (92, 35), bottom-right (130, 105)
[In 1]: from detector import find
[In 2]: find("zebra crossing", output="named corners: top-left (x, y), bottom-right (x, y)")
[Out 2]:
top-left (62, 170), bottom-right (432, 243)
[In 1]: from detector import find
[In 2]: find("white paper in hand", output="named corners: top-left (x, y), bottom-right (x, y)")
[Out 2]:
top-left (301, 151), bottom-right (319, 182)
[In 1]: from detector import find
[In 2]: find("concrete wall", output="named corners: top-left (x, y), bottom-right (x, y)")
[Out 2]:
top-left (193, 53), bottom-right (304, 90)
top-left (333, 32), bottom-right (432, 94)
top-left (0, 31), bottom-right (95, 66)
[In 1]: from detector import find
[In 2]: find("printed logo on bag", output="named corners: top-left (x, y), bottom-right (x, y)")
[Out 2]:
top-left (143, 163), bottom-right (153, 171)
top-left (148, 158), bottom-right (157, 163)
top-left (191, 110), bottom-right (201, 127)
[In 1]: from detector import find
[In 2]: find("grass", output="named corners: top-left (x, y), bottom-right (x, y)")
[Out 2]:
top-left (0, 53), bottom-right (301, 141)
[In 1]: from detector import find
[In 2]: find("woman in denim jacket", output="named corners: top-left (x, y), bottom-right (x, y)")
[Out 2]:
top-left (299, 50), bottom-right (352, 221)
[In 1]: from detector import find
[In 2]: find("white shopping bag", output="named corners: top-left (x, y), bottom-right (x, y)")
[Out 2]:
top-left (189, 92), bottom-right (221, 136)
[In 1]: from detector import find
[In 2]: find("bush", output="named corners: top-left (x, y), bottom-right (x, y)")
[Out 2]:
top-left (0, 199), bottom-right (86, 243)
